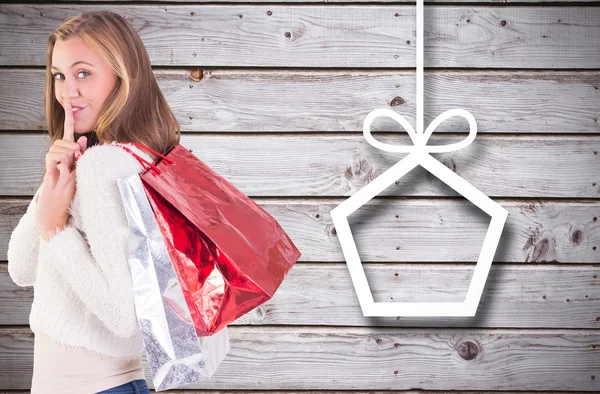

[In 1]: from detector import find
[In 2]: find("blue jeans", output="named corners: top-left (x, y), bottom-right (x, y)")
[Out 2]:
top-left (96, 379), bottom-right (150, 394)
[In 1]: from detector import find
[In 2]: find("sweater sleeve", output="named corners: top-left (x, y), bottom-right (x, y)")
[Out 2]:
top-left (38, 144), bottom-right (148, 339)
top-left (7, 186), bottom-right (42, 287)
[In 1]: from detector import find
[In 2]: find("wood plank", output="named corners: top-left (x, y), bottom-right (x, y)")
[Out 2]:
top-left (1, 69), bottom-right (599, 133)
top-left (0, 391), bottom-right (590, 394)
top-left (35, 0), bottom-right (600, 3)
top-left (1, 5), bottom-right (599, 68)
top-left (0, 392), bottom-right (589, 394)
top-left (0, 326), bottom-right (598, 390)
top-left (2, 392), bottom-right (583, 394)
top-left (0, 134), bottom-right (598, 198)
top-left (0, 390), bottom-right (590, 394)
top-left (0, 392), bottom-right (592, 394)
top-left (2, 263), bottom-right (599, 328)
top-left (2, 198), bottom-right (599, 263)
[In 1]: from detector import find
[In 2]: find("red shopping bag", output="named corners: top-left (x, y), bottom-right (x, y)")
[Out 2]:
top-left (114, 142), bottom-right (301, 336)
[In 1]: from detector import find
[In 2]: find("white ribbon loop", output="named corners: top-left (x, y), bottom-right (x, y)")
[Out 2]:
top-left (362, 108), bottom-right (478, 154)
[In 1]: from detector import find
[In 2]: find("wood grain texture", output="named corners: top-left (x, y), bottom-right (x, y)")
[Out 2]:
top-left (1, 69), bottom-right (599, 133)
top-left (1, 5), bottom-right (599, 68)
top-left (28, 0), bottom-right (600, 3)
top-left (2, 262), bottom-right (599, 328)
top-left (0, 134), bottom-right (598, 198)
top-left (0, 1), bottom-right (598, 392)
top-left (0, 327), bottom-right (598, 390)
top-left (0, 392), bottom-right (592, 394)
top-left (3, 199), bottom-right (599, 263)
top-left (0, 391), bottom-right (593, 394)
top-left (0, 389), bottom-right (592, 394)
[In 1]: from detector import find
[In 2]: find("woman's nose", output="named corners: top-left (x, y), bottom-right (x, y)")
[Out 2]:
top-left (61, 77), bottom-right (79, 99)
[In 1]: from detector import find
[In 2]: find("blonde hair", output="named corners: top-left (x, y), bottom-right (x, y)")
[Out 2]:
top-left (41, 10), bottom-right (180, 183)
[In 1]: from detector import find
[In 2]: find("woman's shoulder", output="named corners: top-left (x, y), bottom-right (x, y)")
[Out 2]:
top-left (75, 142), bottom-right (154, 184)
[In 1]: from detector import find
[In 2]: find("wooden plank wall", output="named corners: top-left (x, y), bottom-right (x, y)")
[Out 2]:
top-left (1, 1), bottom-right (599, 392)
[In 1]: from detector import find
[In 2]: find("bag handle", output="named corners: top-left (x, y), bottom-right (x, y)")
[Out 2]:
top-left (116, 142), bottom-right (176, 176)
top-left (73, 141), bottom-right (176, 176)
top-left (127, 142), bottom-right (176, 165)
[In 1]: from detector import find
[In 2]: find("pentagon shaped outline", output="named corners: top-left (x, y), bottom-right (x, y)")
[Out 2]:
top-left (330, 109), bottom-right (508, 317)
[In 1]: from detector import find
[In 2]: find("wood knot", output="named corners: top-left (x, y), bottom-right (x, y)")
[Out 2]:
top-left (525, 236), bottom-right (557, 263)
top-left (571, 229), bottom-right (583, 245)
top-left (442, 158), bottom-right (457, 173)
top-left (345, 156), bottom-right (377, 184)
top-left (253, 306), bottom-right (266, 321)
top-left (457, 340), bottom-right (479, 360)
top-left (390, 96), bottom-right (405, 106)
top-left (190, 68), bottom-right (203, 82)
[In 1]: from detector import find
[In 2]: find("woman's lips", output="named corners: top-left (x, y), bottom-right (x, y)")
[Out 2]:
top-left (72, 106), bottom-right (87, 118)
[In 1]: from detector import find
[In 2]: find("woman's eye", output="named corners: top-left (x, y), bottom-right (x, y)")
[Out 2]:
top-left (52, 71), bottom-right (90, 80)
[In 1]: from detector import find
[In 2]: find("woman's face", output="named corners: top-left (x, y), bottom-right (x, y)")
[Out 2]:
top-left (51, 36), bottom-right (117, 136)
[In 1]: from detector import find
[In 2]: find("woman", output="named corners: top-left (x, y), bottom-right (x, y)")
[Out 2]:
top-left (7, 11), bottom-right (180, 393)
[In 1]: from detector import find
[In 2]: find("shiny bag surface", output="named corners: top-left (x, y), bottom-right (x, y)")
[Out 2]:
top-left (117, 172), bottom-right (230, 391)
top-left (116, 142), bottom-right (301, 337)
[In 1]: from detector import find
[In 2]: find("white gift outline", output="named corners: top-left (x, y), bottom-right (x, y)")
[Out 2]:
top-left (329, 1), bottom-right (508, 317)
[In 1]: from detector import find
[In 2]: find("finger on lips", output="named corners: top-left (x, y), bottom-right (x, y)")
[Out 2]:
top-left (62, 102), bottom-right (81, 160)
top-left (63, 102), bottom-right (74, 142)
top-left (46, 102), bottom-right (81, 182)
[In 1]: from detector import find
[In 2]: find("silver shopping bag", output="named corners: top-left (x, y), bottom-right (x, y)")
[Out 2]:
top-left (117, 173), bottom-right (230, 391)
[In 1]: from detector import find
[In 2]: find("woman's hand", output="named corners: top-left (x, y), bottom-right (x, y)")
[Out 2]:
top-left (36, 102), bottom-right (88, 240)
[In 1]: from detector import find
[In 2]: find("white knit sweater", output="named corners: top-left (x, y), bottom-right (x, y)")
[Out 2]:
top-left (7, 142), bottom-right (155, 359)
